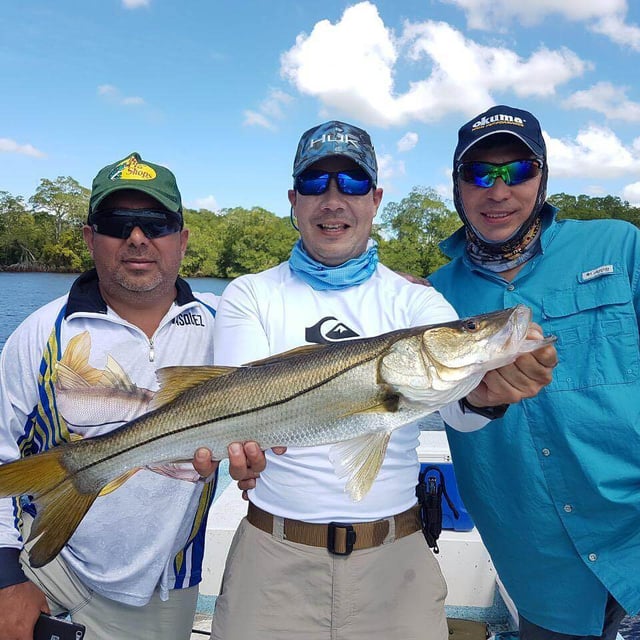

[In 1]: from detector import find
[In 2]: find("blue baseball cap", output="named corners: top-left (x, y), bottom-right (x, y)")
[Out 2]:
top-left (292, 120), bottom-right (378, 184)
top-left (454, 105), bottom-right (546, 163)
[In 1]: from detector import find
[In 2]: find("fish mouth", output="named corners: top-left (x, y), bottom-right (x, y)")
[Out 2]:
top-left (499, 305), bottom-right (531, 352)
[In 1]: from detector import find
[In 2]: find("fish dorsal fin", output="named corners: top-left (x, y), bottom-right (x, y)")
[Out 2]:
top-left (244, 343), bottom-right (327, 367)
top-left (99, 355), bottom-right (138, 391)
top-left (54, 361), bottom-right (92, 390)
top-left (328, 430), bottom-right (392, 501)
top-left (151, 365), bottom-right (237, 409)
top-left (56, 331), bottom-right (104, 386)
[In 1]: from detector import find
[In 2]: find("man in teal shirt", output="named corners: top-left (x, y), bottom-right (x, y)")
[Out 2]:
top-left (429, 105), bottom-right (640, 639)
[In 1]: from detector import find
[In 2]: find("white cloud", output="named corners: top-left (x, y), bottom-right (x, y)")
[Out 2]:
top-left (191, 195), bottom-right (220, 212)
top-left (243, 88), bottom-right (294, 129)
top-left (441, 0), bottom-right (640, 50)
top-left (546, 125), bottom-right (640, 179)
top-left (0, 138), bottom-right (45, 158)
top-left (122, 0), bottom-right (150, 8)
top-left (98, 84), bottom-right (145, 107)
top-left (622, 182), bottom-right (640, 205)
top-left (281, 2), bottom-right (397, 126)
top-left (440, 0), bottom-right (625, 28)
top-left (563, 82), bottom-right (640, 121)
top-left (397, 132), bottom-right (418, 152)
top-left (591, 13), bottom-right (640, 51)
top-left (377, 153), bottom-right (405, 182)
top-left (243, 110), bottom-right (275, 130)
top-left (280, 2), bottom-right (589, 127)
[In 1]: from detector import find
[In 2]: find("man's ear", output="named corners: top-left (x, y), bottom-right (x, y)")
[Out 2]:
top-left (83, 225), bottom-right (95, 256)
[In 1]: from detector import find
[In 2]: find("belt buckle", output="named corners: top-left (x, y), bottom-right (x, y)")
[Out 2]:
top-left (327, 522), bottom-right (356, 556)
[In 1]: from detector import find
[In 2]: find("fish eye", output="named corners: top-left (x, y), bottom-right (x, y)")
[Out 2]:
top-left (463, 320), bottom-right (478, 331)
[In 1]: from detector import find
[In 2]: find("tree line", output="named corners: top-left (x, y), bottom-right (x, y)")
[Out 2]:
top-left (1, 177), bottom-right (639, 277)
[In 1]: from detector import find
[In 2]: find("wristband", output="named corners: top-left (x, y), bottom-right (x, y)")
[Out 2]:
top-left (0, 547), bottom-right (28, 589)
top-left (459, 397), bottom-right (509, 420)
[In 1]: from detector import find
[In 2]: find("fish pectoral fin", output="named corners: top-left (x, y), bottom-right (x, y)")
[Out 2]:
top-left (151, 365), bottom-right (237, 409)
top-left (0, 447), bottom-right (99, 568)
top-left (98, 468), bottom-right (141, 496)
top-left (340, 394), bottom-right (400, 417)
top-left (328, 431), bottom-right (391, 502)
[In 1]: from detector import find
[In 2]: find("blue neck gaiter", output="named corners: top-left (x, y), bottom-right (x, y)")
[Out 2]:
top-left (288, 238), bottom-right (379, 291)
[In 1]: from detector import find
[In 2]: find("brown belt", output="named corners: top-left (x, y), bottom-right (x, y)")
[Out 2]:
top-left (247, 502), bottom-right (421, 556)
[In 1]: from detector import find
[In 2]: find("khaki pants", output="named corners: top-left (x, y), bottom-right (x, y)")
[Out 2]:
top-left (20, 515), bottom-right (198, 640)
top-left (211, 516), bottom-right (449, 640)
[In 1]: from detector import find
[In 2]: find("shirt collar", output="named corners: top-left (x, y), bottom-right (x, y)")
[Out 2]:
top-left (65, 268), bottom-right (196, 317)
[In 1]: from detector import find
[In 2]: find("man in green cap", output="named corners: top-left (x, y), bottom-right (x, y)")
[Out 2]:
top-left (0, 152), bottom-right (266, 640)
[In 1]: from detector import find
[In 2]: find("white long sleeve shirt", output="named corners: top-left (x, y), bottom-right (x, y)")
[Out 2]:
top-left (213, 261), bottom-right (487, 522)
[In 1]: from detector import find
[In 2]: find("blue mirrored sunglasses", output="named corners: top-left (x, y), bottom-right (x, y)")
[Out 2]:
top-left (457, 159), bottom-right (543, 188)
top-left (91, 209), bottom-right (182, 239)
top-left (294, 168), bottom-right (373, 196)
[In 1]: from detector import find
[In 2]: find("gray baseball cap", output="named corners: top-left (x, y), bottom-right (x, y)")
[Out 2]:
top-left (292, 120), bottom-right (378, 184)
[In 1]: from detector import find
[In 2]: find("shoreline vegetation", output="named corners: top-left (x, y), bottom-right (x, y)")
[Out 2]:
top-left (2, 178), bottom-right (639, 277)
top-left (0, 262), bottom-right (74, 273)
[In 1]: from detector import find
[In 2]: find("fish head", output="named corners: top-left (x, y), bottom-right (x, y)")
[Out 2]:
top-left (419, 304), bottom-right (533, 379)
top-left (379, 304), bottom-right (552, 408)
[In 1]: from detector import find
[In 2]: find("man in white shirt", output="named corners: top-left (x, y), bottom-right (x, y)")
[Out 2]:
top-left (209, 122), bottom-right (556, 639)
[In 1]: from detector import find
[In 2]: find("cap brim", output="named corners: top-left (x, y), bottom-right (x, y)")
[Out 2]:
top-left (293, 153), bottom-right (376, 182)
top-left (91, 184), bottom-right (181, 214)
top-left (456, 130), bottom-right (544, 162)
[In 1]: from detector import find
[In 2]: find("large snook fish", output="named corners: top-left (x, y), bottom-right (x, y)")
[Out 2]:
top-left (0, 304), bottom-right (554, 567)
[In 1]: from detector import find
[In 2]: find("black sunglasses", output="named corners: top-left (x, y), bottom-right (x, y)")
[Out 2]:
top-left (91, 209), bottom-right (182, 239)
top-left (294, 168), bottom-right (373, 196)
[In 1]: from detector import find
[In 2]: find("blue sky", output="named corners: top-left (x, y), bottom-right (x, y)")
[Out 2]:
top-left (2, 0), bottom-right (640, 219)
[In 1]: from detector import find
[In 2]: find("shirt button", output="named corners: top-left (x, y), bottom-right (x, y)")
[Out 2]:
top-left (542, 448), bottom-right (550, 456)
top-left (507, 284), bottom-right (515, 291)
top-left (563, 504), bottom-right (573, 512)
top-left (588, 553), bottom-right (597, 562)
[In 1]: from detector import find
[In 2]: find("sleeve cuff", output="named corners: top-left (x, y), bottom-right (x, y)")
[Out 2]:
top-left (459, 397), bottom-right (509, 420)
top-left (0, 547), bottom-right (28, 589)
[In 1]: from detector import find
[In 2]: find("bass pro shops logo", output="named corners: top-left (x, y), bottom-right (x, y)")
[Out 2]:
top-left (305, 317), bottom-right (360, 345)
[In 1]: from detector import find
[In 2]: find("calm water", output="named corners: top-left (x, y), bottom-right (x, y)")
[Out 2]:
top-left (0, 272), bottom-right (229, 350)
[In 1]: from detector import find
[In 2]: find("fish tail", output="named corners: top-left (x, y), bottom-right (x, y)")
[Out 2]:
top-left (0, 449), bottom-right (98, 567)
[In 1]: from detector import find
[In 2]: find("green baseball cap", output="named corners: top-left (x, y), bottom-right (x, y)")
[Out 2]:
top-left (88, 152), bottom-right (182, 222)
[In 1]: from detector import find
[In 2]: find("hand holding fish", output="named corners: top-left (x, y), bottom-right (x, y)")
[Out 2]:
top-left (193, 442), bottom-right (284, 482)
top-left (193, 443), bottom-right (287, 497)
top-left (464, 322), bottom-right (557, 408)
top-left (0, 580), bottom-right (50, 640)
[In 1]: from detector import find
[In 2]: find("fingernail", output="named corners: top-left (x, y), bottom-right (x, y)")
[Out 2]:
top-left (229, 442), bottom-right (242, 455)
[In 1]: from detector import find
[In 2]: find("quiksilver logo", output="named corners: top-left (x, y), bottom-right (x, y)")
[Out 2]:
top-left (305, 316), bottom-right (359, 344)
top-left (472, 114), bottom-right (525, 131)
top-left (309, 133), bottom-right (359, 150)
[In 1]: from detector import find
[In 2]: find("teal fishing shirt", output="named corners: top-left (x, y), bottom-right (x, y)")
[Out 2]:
top-left (429, 204), bottom-right (640, 635)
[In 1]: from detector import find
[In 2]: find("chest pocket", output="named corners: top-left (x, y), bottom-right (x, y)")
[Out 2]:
top-left (541, 270), bottom-right (639, 391)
